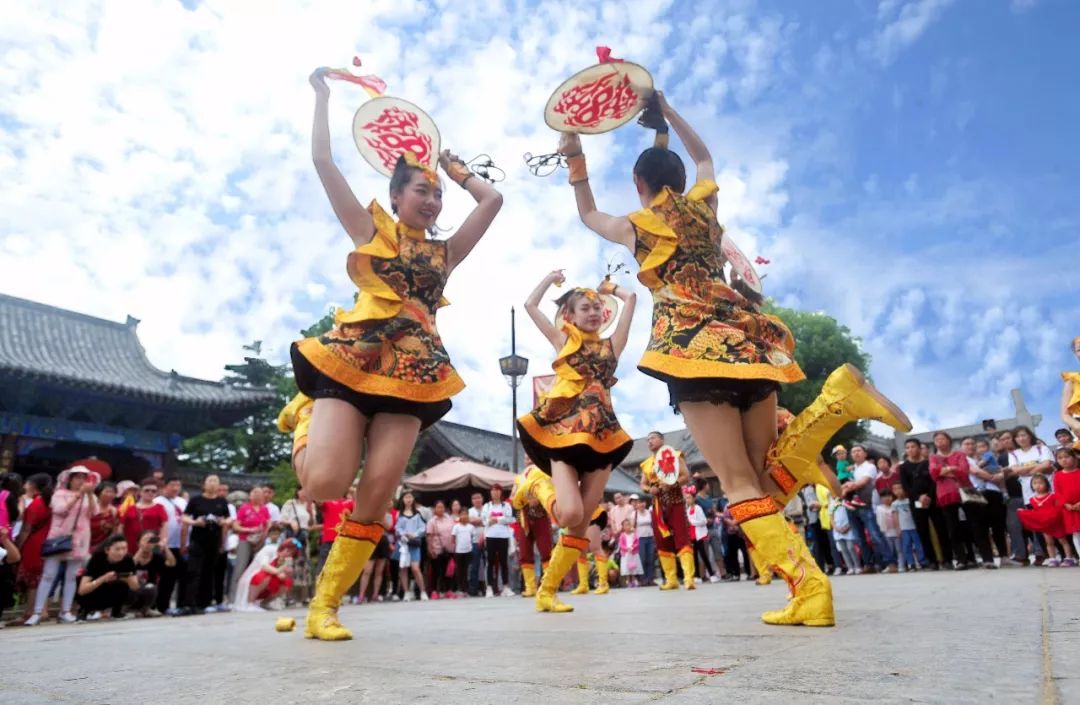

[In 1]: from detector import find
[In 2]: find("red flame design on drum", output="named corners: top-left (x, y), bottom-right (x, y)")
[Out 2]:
top-left (360, 107), bottom-right (433, 171)
top-left (553, 73), bottom-right (638, 129)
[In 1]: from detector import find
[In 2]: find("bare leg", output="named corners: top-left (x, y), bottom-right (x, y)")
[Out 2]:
top-left (398, 568), bottom-right (409, 597)
top-left (358, 561), bottom-right (374, 601)
top-left (303, 399), bottom-right (368, 502)
top-left (567, 470), bottom-right (612, 537)
top-left (372, 559), bottom-right (386, 598)
top-left (550, 462), bottom-right (586, 528)
top-left (742, 393), bottom-right (782, 498)
top-left (410, 563), bottom-right (426, 594)
top-left (349, 414), bottom-right (421, 522)
top-left (293, 448), bottom-right (308, 488)
top-left (680, 402), bottom-right (765, 504)
top-left (249, 577), bottom-right (269, 603)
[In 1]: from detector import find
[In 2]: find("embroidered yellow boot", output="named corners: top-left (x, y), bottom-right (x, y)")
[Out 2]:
top-left (536, 536), bottom-right (587, 613)
top-left (733, 499), bottom-right (834, 627)
top-left (658, 552), bottom-right (680, 590)
top-left (767, 363), bottom-right (912, 504)
top-left (512, 466), bottom-right (556, 515)
top-left (592, 554), bottom-right (610, 595)
top-left (678, 548), bottom-right (696, 590)
top-left (521, 564), bottom-right (538, 598)
top-left (748, 544), bottom-right (773, 585)
top-left (305, 520), bottom-right (382, 640)
top-left (570, 557), bottom-right (590, 595)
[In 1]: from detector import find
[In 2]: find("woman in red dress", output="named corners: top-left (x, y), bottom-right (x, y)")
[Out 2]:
top-left (89, 482), bottom-right (121, 554)
top-left (1051, 447), bottom-right (1080, 558)
top-left (1018, 473), bottom-right (1077, 567)
top-left (14, 473), bottom-right (52, 621)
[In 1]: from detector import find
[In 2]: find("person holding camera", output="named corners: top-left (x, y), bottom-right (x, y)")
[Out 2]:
top-left (130, 529), bottom-right (176, 616)
top-left (76, 535), bottom-right (155, 620)
top-left (177, 475), bottom-right (229, 616)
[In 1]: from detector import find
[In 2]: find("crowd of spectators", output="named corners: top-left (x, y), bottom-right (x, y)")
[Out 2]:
top-left (2, 425), bottom-right (1077, 626)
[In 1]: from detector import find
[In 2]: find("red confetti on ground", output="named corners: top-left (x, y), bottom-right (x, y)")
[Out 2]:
top-left (691, 668), bottom-right (726, 676)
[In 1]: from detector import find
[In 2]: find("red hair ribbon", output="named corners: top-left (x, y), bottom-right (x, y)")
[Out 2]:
top-left (596, 46), bottom-right (623, 63)
top-left (754, 256), bottom-right (770, 265)
top-left (324, 56), bottom-right (387, 98)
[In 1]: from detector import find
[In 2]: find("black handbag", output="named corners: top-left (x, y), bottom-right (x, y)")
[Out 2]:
top-left (41, 498), bottom-right (85, 557)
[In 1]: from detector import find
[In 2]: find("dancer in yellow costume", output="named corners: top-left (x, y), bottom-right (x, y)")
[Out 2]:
top-left (559, 91), bottom-right (911, 627)
top-left (512, 270), bottom-right (635, 613)
top-left (569, 504), bottom-right (613, 596)
top-left (1062, 336), bottom-right (1080, 450)
top-left (293, 69), bottom-right (502, 640)
top-left (638, 433), bottom-right (696, 590)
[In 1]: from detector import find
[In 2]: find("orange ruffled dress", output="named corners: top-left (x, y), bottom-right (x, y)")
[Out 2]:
top-left (517, 323), bottom-right (633, 474)
top-left (628, 179), bottom-right (804, 410)
top-left (291, 201), bottom-right (464, 427)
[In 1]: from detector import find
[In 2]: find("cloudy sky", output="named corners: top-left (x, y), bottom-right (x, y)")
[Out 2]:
top-left (2, 0), bottom-right (1077, 442)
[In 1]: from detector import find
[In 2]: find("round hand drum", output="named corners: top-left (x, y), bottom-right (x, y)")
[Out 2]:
top-left (720, 234), bottom-right (763, 296)
top-left (544, 62), bottom-right (654, 134)
top-left (353, 96), bottom-right (441, 177)
top-left (654, 445), bottom-right (679, 486)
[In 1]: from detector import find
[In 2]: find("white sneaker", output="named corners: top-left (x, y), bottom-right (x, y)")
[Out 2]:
top-left (694, 577), bottom-right (703, 584)
top-left (485, 586), bottom-right (494, 598)
top-left (24, 614), bottom-right (41, 627)
top-left (403, 592), bottom-right (414, 602)
top-left (708, 575), bottom-right (721, 584)
top-left (391, 594), bottom-right (400, 602)
top-left (215, 604), bottom-right (231, 613)
top-left (145, 609), bottom-right (162, 618)
top-left (500, 586), bottom-right (515, 597)
top-left (420, 592), bottom-right (429, 601)
top-left (203, 606), bottom-right (217, 614)
top-left (375, 595), bottom-right (384, 603)
top-left (59, 612), bottom-right (77, 624)
top-left (86, 611), bottom-right (102, 621)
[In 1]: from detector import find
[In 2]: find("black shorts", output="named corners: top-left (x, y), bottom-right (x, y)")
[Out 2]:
top-left (590, 510), bottom-right (608, 530)
top-left (517, 422), bottom-right (633, 475)
top-left (291, 343), bottom-right (451, 429)
top-left (372, 535), bottom-right (391, 561)
top-left (662, 376), bottom-right (780, 413)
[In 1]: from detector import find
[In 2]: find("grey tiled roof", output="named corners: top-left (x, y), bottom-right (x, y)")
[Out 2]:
top-left (423, 420), bottom-right (525, 470)
top-left (0, 293), bottom-right (275, 409)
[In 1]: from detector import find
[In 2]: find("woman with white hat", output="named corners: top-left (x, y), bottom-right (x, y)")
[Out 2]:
top-left (25, 466), bottom-right (100, 625)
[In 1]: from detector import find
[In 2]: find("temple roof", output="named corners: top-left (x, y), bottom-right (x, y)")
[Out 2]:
top-left (0, 293), bottom-right (275, 410)
top-left (422, 420), bottom-right (526, 470)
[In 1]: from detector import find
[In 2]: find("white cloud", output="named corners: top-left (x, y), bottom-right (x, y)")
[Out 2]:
top-left (864, 0), bottom-right (956, 66)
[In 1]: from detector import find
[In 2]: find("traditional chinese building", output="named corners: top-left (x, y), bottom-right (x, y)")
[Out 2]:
top-left (0, 294), bottom-right (276, 482)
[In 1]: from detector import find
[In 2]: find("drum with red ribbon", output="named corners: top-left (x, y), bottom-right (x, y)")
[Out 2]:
top-left (352, 96), bottom-right (441, 177)
top-left (720, 234), bottom-right (763, 296)
top-left (654, 445), bottom-right (679, 486)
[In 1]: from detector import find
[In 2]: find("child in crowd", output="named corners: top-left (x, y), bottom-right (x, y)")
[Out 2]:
top-left (831, 500), bottom-right (861, 574)
top-left (875, 491), bottom-right (903, 571)
top-left (975, 439), bottom-right (1000, 475)
top-left (1018, 474), bottom-right (1077, 567)
top-left (1051, 448), bottom-right (1080, 559)
top-left (891, 483), bottom-right (926, 570)
top-left (618, 519), bottom-right (642, 587)
top-left (451, 510), bottom-right (475, 598)
top-left (264, 524), bottom-right (283, 549)
top-left (832, 446), bottom-right (852, 482)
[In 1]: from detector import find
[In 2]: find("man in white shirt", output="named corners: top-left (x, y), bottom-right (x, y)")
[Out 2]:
top-left (839, 446), bottom-right (897, 573)
top-left (153, 476), bottom-right (188, 613)
top-left (262, 483), bottom-right (282, 525)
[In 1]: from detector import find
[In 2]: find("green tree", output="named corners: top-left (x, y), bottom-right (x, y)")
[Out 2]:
top-left (764, 302), bottom-right (872, 450)
top-left (179, 307), bottom-right (340, 475)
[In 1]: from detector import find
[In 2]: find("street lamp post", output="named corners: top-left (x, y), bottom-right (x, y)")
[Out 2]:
top-left (498, 307), bottom-right (529, 474)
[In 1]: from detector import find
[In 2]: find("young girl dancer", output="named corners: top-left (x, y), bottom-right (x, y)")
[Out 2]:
top-left (1018, 473), bottom-right (1078, 566)
top-left (557, 92), bottom-right (910, 626)
top-left (294, 70), bottom-right (502, 640)
top-left (512, 270), bottom-right (635, 613)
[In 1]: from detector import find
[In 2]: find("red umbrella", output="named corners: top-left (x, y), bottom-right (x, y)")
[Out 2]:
top-left (69, 457), bottom-right (112, 481)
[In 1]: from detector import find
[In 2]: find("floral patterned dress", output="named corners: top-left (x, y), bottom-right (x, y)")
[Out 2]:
top-left (627, 180), bottom-right (804, 388)
top-left (292, 200), bottom-right (464, 426)
top-left (517, 323), bottom-right (632, 473)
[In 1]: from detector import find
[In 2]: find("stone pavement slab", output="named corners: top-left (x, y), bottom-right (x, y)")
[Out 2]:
top-left (1, 567), bottom-right (1072, 704)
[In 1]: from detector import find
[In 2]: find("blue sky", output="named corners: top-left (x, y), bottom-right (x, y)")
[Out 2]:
top-left (0, 0), bottom-right (1076, 443)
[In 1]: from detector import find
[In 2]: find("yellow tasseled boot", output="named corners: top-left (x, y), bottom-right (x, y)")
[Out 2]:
top-left (733, 498), bottom-right (834, 627)
top-left (536, 536), bottom-right (587, 613)
top-left (570, 557), bottom-right (590, 595)
top-left (767, 364), bottom-right (912, 505)
top-left (678, 548), bottom-right (696, 590)
top-left (592, 554), bottom-right (610, 595)
top-left (277, 393), bottom-right (314, 467)
top-left (658, 552), bottom-right (679, 590)
top-left (305, 520), bottom-right (383, 640)
top-left (521, 564), bottom-right (538, 598)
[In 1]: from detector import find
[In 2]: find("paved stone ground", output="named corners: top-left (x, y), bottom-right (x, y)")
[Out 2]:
top-left (3, 567), bottom-right (1076, 705)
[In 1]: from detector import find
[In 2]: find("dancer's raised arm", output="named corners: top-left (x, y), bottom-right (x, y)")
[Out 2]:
top-left (310, 70), bottom-right (374, 248)
top-left (656, 92), bottom-right (717, 212)
top-left (524, 270), bottom-right (567, 351)
top-left (442, 150), bottom-right (504, 273)
top-left (558, 133), bottom-right (635, 252)
top-left (598, 280), bottom-right (636, 357)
